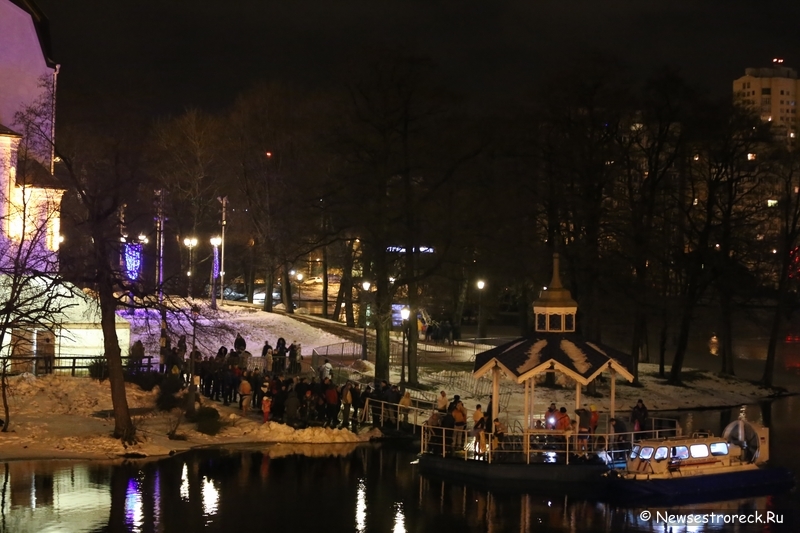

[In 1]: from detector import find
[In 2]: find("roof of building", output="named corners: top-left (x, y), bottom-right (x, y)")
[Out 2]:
top-left (16, 156), bottom-right (65, 189)
top-left (473, 332), bottom-right (635, 385)
top-left (0, 123), bottom-right (22, 137)
top-left (7, 0), bottom-right (56, 68)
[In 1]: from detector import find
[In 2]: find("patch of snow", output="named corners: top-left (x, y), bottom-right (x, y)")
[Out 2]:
top-left (560, 340), bottom-right (592, 374)
top-left (515, 339), bottom-right (547, 374)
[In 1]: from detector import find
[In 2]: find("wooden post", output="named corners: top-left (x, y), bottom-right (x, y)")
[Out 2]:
top-left (523, 379), bottom-right (529, 430)
top-left (71, 358), bottom-right (76, 377)
top-left (610, 368), bottom-right (616, 418)
top-left (575, 381), bottom-right (581, 410)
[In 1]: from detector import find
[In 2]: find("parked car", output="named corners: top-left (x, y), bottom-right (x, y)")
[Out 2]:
top-left (303, 276), bottom-right (324, 284)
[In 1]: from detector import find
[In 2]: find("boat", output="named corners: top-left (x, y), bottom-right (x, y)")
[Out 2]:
top-left (604, 419), bottom-right (795, 503)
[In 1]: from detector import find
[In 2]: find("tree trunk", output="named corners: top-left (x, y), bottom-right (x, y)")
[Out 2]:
top-left (658, 307), bottom-right (668, 378)
top-left (321, 245), bottom-right (329, 319)
top-left (282, 264), bottom-right (294, 314)
top-left (762, 283), bottom-right (785, 388)
top-left (668, 298), bottom-right (694, 385)
top-left (262, 269), bottom-right (274, 313)
top-left (719, 289), bottom-right (735, 376)
top-left (99, 270), bottom-right (135, 442)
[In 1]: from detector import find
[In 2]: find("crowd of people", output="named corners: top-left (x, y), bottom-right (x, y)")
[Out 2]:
top-left (142, 331), bottom-right (653, 445)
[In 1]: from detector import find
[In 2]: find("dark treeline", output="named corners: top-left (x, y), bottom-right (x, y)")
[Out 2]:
top-left (55, 54), bottom-right (800, 390)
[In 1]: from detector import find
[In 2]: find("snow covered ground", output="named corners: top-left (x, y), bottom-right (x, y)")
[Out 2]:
top-left (0, 302), bottom-right (795, 461)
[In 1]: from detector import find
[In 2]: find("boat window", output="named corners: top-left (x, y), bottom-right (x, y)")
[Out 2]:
top-left (654, 447), bottom-right (668, 460)
top-left (709, 442), bottom-right (728, 456)
top-left (630, 445), bottom-right (640, 459)
top-left (637, 447), bottom-right (652, 459)
top-left (690, 444), bottom-right (709, 458)
top-left (672, 446), bottom-right (689, 460)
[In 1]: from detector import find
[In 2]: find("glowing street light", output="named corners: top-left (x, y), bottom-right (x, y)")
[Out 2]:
top-left (361, 281), bottom-right (371, 360)
top-left (296, 272), bottom-right (304, 308)
top-left (210, 236), bottom-right (221, 310)
top-left (400, 307), bottom-right (410, 385)
top-left (477, 280), bottom-right (486, 338)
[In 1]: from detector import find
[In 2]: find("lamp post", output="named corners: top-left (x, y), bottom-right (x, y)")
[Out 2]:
top-left (184, 237), bottom-right (197, 297)
top-left (361, 281), bottom-right (371, 360)
top-left (296, 273), bottom-right (303, 308)
top-left (210, 236), bottom-right (221, 310)
top-left (218, 196), bottom-right (228, 304)
top-left (400, 307), bottom-right (410, 385)
top-left (477, 280), bottom-right (485, 338)
top-left (186, 304), bottom-right (200, 415)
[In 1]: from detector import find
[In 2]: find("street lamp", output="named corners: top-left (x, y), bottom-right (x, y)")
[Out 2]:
top-left (477, 280), bottom-right (485, 339)
top-left (400, 307), bottom-right (410, 385)
top-left (210, 236), bottom-right (222, 310)
top-left (296, 273), bottom-right (303, 308)
top-left (184, 237), bottom-right (197, 297)
top-left (361, 281), bottom-right (371, 360)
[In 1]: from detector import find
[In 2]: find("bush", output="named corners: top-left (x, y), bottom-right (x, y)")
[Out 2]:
top-left (189, 406), bottom-right (224, 435)
top-left (156, 374), bottom-right (183, 411)
top-left (124, 371), bottom-right (163, 392)
top-left (88, 358), bottom-right (108, 381)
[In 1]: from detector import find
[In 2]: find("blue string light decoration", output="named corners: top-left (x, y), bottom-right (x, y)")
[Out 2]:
top-left (212, 245), bottom-right (220, 279)
top-left (124, 243), bottom-right (143, 280)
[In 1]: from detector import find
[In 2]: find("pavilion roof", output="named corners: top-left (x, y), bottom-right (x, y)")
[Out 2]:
top-left (473, 332), bottom-right (635, 386)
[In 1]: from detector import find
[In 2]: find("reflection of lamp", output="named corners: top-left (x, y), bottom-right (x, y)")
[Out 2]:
top-left (210, 236), bottom-right (221, 310)
top-left (296, 273), bottom-right (303, 307)
top-left (184, 237), bottom-right (197, 297)
top-left (477, 280), bottom-right (485, 338)
top-left (400, 307), bottom-right (410, 385)
top-left (361, 281), bottom-right (371, 360)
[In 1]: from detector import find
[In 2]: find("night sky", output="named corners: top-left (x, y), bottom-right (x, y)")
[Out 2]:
top-left (36, 0), bottom-right (800, 115)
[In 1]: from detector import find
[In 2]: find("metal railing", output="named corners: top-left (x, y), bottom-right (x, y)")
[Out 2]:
top-left (1, 354), bottom-right (156, 377)
top-left (420, 416), bottom-right (681, 466)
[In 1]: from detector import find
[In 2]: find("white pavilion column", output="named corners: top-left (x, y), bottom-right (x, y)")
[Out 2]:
top-left (492, 366), bottom-right (500, 423)
top-left (523, 379), bottom-right (529, 429)
top-left (529, 379), bottom-right (535, 429)
top-left (610, 368), bottom-right (616, 418)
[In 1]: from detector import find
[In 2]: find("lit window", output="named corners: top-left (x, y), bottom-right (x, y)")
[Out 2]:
top-left (639, 447), bottom-right (654, 460)
top-left (747, 153), bottom-right (757, 161)
top-left (690, 444), bottom-right (709, 458)
top-left (768, 199), bottom-right (778, 207)
top-left (672, 446), bottom-right (689, 460)
top-left (709, 442), bottom-right (729, 456)
top-left (654, 447), bottom-right (669, 460)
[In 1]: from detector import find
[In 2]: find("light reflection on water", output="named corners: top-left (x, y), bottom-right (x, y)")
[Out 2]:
top-left (0, 397), bottom-right (797, 533)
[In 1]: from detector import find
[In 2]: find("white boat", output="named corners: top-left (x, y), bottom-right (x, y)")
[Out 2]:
top-left (607, 419), bottom-right (794, 502)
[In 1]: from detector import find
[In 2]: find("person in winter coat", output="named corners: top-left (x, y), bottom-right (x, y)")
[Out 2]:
top-left (324, 383), bottom-right (340, 427)
top-left (350, 384), bottom-right (362, 431)
top-left (631, 399), bottom-right (648, 433)
top-left (261, 394), bottom-right (272, 423)
top-left (234, 334), bottom-right (246, 353)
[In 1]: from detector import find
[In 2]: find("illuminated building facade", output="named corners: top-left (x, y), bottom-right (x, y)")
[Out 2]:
top-left (0, 0), bottom-right (64, 267)
top-left (733, 59), bottom-right (799, 144)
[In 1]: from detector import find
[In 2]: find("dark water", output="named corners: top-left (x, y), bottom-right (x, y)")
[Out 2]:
top-left (1, 397), bottom-right (798, 533)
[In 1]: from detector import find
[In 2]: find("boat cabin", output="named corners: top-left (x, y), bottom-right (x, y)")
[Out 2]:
top-left (626, 435), bottom-right (745, 476)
